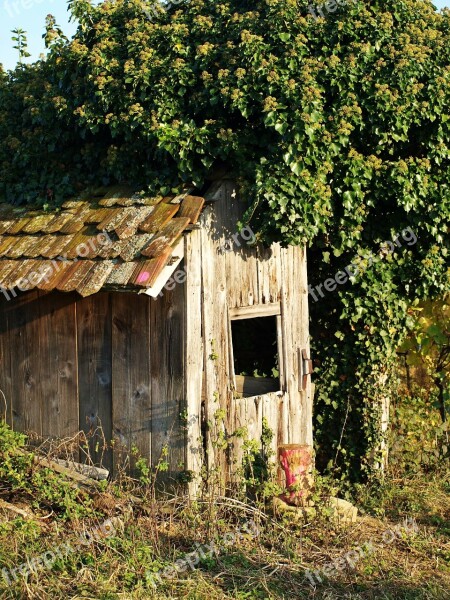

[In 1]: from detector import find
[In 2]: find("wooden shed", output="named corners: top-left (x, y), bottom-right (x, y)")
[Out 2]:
top-left (0, 180), bottom-right (313, 489)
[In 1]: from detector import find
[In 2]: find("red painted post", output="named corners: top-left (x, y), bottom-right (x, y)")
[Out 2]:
top-left (278, 444), bottom-right (313, 506)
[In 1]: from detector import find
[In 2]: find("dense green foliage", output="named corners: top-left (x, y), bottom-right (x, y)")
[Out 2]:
top-left (398, 296), bottom-right (449, 422)
top-left (0, 0), bottom-right (449, 478)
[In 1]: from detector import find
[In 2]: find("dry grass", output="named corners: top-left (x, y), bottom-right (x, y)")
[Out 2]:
top-left (0, 467), bottom-right (449, 600)
top-left (1, 395), bottom-right (449, 600)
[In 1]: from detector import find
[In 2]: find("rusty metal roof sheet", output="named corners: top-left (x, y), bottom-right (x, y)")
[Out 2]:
top-left (0, 186), bottom-right (206, 298)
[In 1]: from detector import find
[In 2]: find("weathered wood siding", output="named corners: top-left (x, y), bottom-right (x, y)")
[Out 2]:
top-left (184, 179), bottom-right (312, 488)
top-left (0, 179), bottom-right (312, 491)
top-left (0, 288), bottom-right (185, 479)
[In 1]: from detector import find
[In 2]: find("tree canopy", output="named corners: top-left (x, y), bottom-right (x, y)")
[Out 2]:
top-left (0, 0), bottom-right (449, 478)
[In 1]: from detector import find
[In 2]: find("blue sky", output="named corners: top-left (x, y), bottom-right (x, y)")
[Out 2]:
top-left (0, 1), bottom-right (449, 71)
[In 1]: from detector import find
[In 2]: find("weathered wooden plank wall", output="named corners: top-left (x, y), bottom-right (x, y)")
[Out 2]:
top-left (0, 178), bottom-right (312, 491)
top-left (0, 293), bottom-right (12, 425)
top-left (112, 293), bottom-right (152, 472)
top-left (184, 229), bottom-right (204, 494)
top-left (39, 293), bottom-right (78, 441)
top-left (149, 282), bottom-right (185, 485)
top-left (0, 288), bottom-right (186, 479)
top-left (77, 293), bottom-right (112, 469)
top-left (193, 179), bottom-right (312, 487)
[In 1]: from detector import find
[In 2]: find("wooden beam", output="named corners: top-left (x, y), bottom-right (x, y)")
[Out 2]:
top-left (184, 230), bottom-right (204, 496)
top-left (229, 303), bottom-right (281, 320)
top-left (235, 375), bottom-right (280, 397)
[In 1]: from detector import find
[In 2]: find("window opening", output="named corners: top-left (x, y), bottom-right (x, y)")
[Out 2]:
top-left (231, 315), bottom-right (281, 397)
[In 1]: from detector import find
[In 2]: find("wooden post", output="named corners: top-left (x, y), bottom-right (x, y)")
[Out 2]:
top-left (278, 444), bottom-right (313, 506)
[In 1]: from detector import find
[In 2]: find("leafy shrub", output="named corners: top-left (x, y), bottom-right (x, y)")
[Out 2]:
top-left (390, 387), bottom-right (449, 474)
top-left (0, 421), bottom-right (33, 490)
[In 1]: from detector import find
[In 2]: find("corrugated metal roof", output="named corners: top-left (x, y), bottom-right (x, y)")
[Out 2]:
top-left (0, 186), bottom-right (204, 298)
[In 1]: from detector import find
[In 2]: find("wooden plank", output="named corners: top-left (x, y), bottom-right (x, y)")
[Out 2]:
top-left (21, 214), bottom-right (56, 234)
top-left (114, 207), bottom-right (154, 239)
top-left (241, 251), bottom-right (258, 306)
top-left (77, 293), bottom-right (113, 470)
top-left (215, 189), bottom-right (257, 308)
top-left (76, 261), bottom-right (115, 297)
top-left (42, 212), bottom-right (75, 233)
top-left (0, 260), bottom-right (17, 287)
top-left (138, 203), bottom-right (179, 234)
top-left (257, 243), bottom-right (281, 305)
top-left (19, 259), bottom-right (54, 289)
top-left (279, 245), bottom-right (312, 446)
top-left (279, 247), bottom-right (294, 444)
top-left (230, 398), bottom-right (247, 482)
top-left (8, 291), bottom-right (43, 437)
top-left (266, 243), bottom-right (279, 305)
top-left (34, 455), bottom-right (102, 489)
top-left (84, 208), bottom-right (111, 225)
top-left (277, 314), bottom-right (285, 390)
top-left (199, 203), bottom-right (230, 487)
top-left (178, 195), bottom-right (205, 224)
top-left (277, 394), bottom-right (285, 486)
top-left (139, 240), bottom-right (184, 299)
top-left (235, 375), bottom-right (280, 397)
top-left (38, 291), bottom-right (79, 450)
top-left (37, 260), bottom-right (72, 291)
top-left (0, 236), bottom-right (23, 256)
top-left (112, 293), bottom-right (151, 473)
top-left (96, 208), bottom-right (126, 232)
top-left (24, 235), bottom-right (60, 259)
top-left (0, 295), bottom-right (12, 425)
top-left (262, 393), bottom-right (281, 472)
top-left (140, 217), bottom-right (190, 258)
top-left (39, 235), bottom-right (73, 259)
top-left (62, 199), bottom-right (89, 210)
top-left (150, 281), bottom-right (186, 486)
top-left (227, 308), bottom-right (236, 393)
top-left (184, 231), bottom-right (204, 495)
top-left (55, 260), bottom-right (96, 293)
top-left (231, 396), bottom-right (263, 484)
top-left (5, 217), bottom-right (31, 235)
top-left (229, 303), bottom-right (281, 320)
top-left (0, 220), bottom-right (16, 235)
top-left (118, 234), bottom-right (154, 262)
top-left (130, 251), bottom-right (172, 288)
top-left (98, 185), bottom-right (135, 206)
top-left (105, 262), bottom-right (137, 286)
top-left (58, 209), bottom-right (90, 234)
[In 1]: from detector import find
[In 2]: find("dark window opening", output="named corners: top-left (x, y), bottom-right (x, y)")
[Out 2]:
top-left (231, 316), bottom-right (281, 397)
